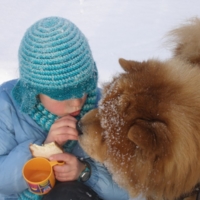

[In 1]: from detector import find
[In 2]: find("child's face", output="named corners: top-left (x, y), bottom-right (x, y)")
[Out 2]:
top-left (39, 94), bottom-right (87, 117)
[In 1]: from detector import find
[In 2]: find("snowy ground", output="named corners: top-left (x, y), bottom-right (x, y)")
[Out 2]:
top-left (1, 1), bottom-right (200, 199)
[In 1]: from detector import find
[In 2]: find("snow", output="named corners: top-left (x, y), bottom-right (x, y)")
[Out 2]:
top-left (1, 0), bottom-right (200, 87)
top-left (1, 0), bottom-right (200, 199)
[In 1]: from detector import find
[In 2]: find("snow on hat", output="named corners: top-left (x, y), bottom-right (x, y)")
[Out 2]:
top-left (12, 16), bottom-right (98, 113)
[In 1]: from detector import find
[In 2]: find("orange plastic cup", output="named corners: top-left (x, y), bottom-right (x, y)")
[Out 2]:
top-left (22, 157), bottom-right (64, 195)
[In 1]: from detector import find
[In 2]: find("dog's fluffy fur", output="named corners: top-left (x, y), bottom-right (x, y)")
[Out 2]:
top-left (78, 18), bottom-right (200, 200)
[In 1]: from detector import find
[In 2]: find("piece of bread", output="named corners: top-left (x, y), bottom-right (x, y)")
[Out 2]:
top-left (29, 142), bottom-right (63, 159)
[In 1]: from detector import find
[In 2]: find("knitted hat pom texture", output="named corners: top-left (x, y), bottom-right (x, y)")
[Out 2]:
top-left (12, 16), bottom-right (98, 114)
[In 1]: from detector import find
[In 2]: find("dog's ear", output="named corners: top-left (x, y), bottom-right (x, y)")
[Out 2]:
top-left (127, 119), bottom-right (170, 155)
top-left (119, 58), bottom-right (141, 72)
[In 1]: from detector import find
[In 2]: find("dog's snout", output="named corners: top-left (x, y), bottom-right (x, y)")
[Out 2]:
top-left (76, 121), bottom-right (83, 136)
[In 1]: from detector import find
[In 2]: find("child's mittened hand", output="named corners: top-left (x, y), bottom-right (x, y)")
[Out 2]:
top-left (44, 115), bottom-right (78, 146)
top-left (49, 153), bottom-right (86, 181)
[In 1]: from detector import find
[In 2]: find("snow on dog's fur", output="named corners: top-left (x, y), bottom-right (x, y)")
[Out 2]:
top-left (78, 18), bottom-right (200, 200)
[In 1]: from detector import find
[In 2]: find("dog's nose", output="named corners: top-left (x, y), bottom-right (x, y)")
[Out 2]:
top-left (76, 121), bottom-right (83, 136)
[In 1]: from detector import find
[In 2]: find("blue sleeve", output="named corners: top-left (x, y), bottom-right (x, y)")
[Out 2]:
top-left (0, 139), bottom-right (43, 195)
top-left (72, 143), bottom-right (130, 200)
top-left (85, 159), bottom-right (129, 200)
top-left (0, 87), bottom-right (46, 195)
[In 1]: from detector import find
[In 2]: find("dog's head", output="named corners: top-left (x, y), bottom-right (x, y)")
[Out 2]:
top-left (78, 58), bottom-right (200, 199)
top-left (79, 58), bottom-right (177, 161)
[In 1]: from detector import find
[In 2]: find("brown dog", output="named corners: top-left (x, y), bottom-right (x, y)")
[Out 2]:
top-left (78, 18), bottom-right (200, 200)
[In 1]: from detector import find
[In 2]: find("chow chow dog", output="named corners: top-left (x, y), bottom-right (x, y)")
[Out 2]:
top-left (78, 18), bottom-right (200, 200)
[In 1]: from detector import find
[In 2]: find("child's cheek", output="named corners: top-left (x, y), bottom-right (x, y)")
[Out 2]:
top-left (51, 104), bottom-right (68, 116)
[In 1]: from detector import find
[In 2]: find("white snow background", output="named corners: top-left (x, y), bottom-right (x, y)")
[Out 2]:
top-left (1, 0), bottom-right (200, 86)
top-left (1, 0), bottom-right (200, 199)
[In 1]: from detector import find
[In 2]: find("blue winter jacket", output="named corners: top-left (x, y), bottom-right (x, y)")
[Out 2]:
top-left (0, 79), bottom-right (129, 200)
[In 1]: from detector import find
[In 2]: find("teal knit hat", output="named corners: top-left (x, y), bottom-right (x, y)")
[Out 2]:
top-left (12, 16), bottom-right (98, 113)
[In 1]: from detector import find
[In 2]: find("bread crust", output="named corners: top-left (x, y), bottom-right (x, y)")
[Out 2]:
top-left (29, 142), bottom-right (63, 159)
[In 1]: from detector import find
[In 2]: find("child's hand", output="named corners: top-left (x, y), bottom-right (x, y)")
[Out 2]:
top-left (44, 115), bottom-right (78, 146)
top-left (49, 153), bottom-right (86, 181)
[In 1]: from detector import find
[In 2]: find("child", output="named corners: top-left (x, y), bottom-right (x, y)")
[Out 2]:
top-left (0, 17), bottom-right (130, 200)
